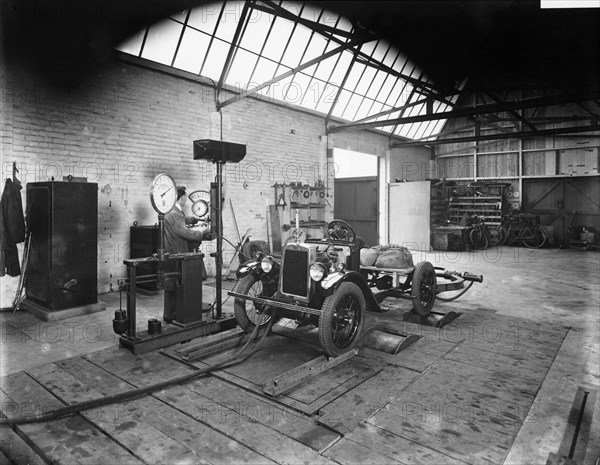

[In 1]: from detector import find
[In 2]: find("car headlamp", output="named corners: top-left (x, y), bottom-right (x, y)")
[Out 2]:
top-left (309, 263), bottom-right (328, 282)
top-left (260, 256), bottom-right (275, 273)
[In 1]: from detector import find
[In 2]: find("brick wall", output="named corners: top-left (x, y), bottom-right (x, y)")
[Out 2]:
top-left (2, 60), bottom-right (323, 294)
top-left (1, 56), bottom-right (397, 302)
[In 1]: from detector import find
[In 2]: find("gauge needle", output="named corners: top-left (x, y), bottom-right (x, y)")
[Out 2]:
top-left (161, 186), bottom-right (173, 197)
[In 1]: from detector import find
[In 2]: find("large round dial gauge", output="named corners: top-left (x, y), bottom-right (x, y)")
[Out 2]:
top-left (150, 173), bottom-right (177, 214)
top-left (188, 190), bottom-right (210, 204)
top-left (191, 200), bottom-right (209, 218)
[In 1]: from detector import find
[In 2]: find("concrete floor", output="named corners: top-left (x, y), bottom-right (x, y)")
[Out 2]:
top-left (1, 246), bottom-right (599, 464)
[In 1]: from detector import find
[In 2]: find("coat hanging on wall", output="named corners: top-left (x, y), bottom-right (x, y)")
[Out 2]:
top-left (0, 164), bottom-right (26, 276)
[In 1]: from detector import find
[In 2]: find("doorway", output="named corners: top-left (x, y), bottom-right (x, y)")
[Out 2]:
top-left (333, 149), bottom-right (378, 247)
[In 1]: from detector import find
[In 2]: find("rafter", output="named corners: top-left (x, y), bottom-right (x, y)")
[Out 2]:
top-left (391, 124), bottom-right (600, 147)
top-left (217, 36), bottom-right (369, 109)
top-left (255, 1), bottom-right (443, 97)
top-left (216, 1), bottom-right (252, 101)
top-left (328, 90), bottom-right (600, 132)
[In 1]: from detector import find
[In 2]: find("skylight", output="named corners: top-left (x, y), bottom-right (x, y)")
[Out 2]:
top-left (116, 1), bottom-right (455, 141)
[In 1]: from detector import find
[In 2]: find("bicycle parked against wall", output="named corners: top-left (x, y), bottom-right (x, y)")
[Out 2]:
top-left (467, 214), bottom-right (503, 249)
top-left (498, 210), bottom-right (547, 248)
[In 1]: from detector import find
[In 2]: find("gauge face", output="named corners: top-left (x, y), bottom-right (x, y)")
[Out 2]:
top-left (188, 190), bottom-right (210, 203)
top-left (191, 200), bottom-right (209, 218)
top-left (150, 173), bottom-right (177, 214)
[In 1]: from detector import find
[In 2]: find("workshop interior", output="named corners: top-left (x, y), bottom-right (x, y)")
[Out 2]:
top-left (1, 1), bottom-right (599, 464)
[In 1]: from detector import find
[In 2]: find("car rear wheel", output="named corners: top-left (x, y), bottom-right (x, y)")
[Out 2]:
top-left (319, 282), bottom-right (366, 357)
top-left (233, 274), bottom-right (274, 333)
top-left (411, 261), bottom-right (437, 316)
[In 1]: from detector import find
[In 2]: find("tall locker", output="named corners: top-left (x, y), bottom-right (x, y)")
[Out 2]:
top-left (26, 181), bottom-right (98, 311)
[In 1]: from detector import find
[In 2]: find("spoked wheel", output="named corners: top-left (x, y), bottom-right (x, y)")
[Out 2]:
top-left (522, 226), bottom-right (546, 249)
top-left (411, 261), bottom-right (437, 316)
top-left (319, 282), bottom-right (366, 357)
top-left (233, 274), bottom-right (275, 333)
top-left (469, 228), bottom-right (489, 249)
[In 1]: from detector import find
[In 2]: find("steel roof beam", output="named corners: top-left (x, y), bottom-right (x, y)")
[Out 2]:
top-left (329, 90), bottom-right (600, 132)
top-left (257, 1), bottom-right (442, 97)
top-left (253, 1), bottom-right (356, 39)
top-left (216, 1), bottom-right (253, 103)
top-left (391, 124), bottom-right (600, 147)
top-left (217, 36), bottom-right (368, 109)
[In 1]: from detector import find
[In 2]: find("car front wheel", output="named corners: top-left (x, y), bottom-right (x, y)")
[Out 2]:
top-left (319, 282), bottom-right (366, 357)
top-left (233, 274), bottom-right (274, 333)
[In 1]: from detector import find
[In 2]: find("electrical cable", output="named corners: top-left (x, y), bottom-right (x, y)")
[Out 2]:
top-left (0, 310), bottom-right (277, 426)
top-left (436, 281), bottom-right (474, 302)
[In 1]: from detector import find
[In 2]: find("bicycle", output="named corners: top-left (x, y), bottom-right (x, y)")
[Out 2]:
top-left (467, 214), bottom-right (503, 249)
top-left (498, 211), bottom-right (546, 248)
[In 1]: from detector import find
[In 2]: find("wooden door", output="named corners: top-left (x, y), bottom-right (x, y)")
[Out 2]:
top-left (523, 177), bottom-right (600, 245)
top-left (334, 177), bottom-right (378, 246)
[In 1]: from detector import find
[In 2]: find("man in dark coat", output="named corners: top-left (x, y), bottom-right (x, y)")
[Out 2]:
top-left (162, 186), bottom-right (214, 323)
top-left (0, 178), bottom-right (26, 276)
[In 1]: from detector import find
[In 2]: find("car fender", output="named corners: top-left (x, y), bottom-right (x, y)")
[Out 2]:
top-left (236, 260), bottom-right (261, 279)
top-left (322, 271), bottom-right (381, 312)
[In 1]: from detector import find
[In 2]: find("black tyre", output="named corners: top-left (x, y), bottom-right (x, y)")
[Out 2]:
top-left (233, 274), bottom-right (274, 333)
top-left (522, 226), bottom-right (546, 249)
top-left (319, 282), bottom-right (366, 357)
top-left (469, 228), bottom-right (489, 249)
top-left (411, 261), bottom-right (437, 316)
top-left (497, 226), bottom-right (509, 246)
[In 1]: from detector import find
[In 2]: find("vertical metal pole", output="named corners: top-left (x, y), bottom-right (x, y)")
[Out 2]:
top-left (127, 264), bottom-right (137, 338)
top-left (215, 160), bottom-right (224, 318)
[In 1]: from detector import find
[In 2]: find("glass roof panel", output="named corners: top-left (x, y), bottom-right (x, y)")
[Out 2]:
top-left (201, 38), bottom-right (230, 80)
top-left (365, 71), bottom-right (387, 101)
top-left (315, 84), bottom-right (338, 113)
top-left (312, 54), bottom-right (338, 81)
top-left (271, 75), bottom-right (294, 102)
top-left (354, 65), bottom-right (377, 96)
top-left (354, 97), bottom-right (375, 121)
top-left (371, 41), bottom-right (390, 64)
top-left (141, 19), bottom-right (183, 66)
top-left (287, 72), bottom-right (311, 104)
top-left (188, 2), bottom-right (223, 34)
top-left (300, 3), bottom-right (322, 22)
top-left (173, 27), bottom-right (211, 74)
top-left (214, 1), bottom-right (243, 42)
top-left (302, 33), bottom-right (329, 63)
top-left (115, 1), bottom-right (451, 141)
top-left (343, 62), bottom-right (365, 91)
top-left (251, 57), bottom-right (278, 85)
top-left (118, 30), bottom-right (145, 56)
top-left (169, 10), bottom-right (188, 22)
top-left (281, 26), bottom-right (311, 68)
top-left (239, 9), bottom-right (272, 53)
top-left (262, 17), bottom-right (295, 61)
top-left (335, 16), bottom-right (353, 33)
top-left (227, 48), bottom-right (259, 85)
top-left (328, 50), bottom-right (354, 86)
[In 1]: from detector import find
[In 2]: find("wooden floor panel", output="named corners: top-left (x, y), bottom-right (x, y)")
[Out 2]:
top-left (0, 310), bottom-right (570, 465)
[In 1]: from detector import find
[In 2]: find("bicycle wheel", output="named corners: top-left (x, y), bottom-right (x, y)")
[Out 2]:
top-left (522, 226), bottom-right (546, 248)
top-left (487, 226), bottom-right (503, 246)
top-left (496, 225), bottom-right (509, 246)
top-left (469, 228), bottom-right (489, 249)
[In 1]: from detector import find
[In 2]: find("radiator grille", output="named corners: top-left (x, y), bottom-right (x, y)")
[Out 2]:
top-left (281, 246), bottom-right (309, 298)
